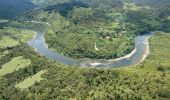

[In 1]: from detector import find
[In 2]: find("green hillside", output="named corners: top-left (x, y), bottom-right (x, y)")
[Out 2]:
top-left (0, 0), bottom-right (170, 99)
top-left (0, 29), bottom-right (170, 99)
top-left (8, 0), bottom-right (134, 59)
top-left (8, 0), bottom-right (170, 59)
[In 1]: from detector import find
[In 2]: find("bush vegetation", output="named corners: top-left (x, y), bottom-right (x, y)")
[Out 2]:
top-left (7, 0), bottom-right (170, 59)
top-left (0, 28), bottom-right (170, 99)
top-left (0, 0), bottom-right (170, 99)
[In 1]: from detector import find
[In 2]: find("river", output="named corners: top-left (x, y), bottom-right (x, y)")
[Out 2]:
top-left (28, 31), bottom-right (151, 68)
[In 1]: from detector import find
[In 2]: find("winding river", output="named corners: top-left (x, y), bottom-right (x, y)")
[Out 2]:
top-left (28, 31), bottom-right (151, 68)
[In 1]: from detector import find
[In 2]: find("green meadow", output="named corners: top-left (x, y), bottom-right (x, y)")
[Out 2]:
top-left (15, 70), bottom-right (47, 89)
top-left (0, 28), bottom-right (35, 43)
top-left (0, 36), bottom-right (19, 48)
top-left (168, 16), bottom-right (170, 20)
top-left (124, 3), bottom-right (151, 11)
top-left (0, 56), bottom-right (31, 76)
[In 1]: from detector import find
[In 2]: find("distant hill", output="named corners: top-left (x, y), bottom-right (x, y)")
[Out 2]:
top-left (32, 0), bottom-right (123, 8)
top-left (126, 0), bottom-right (170, 8)
top-left (32, 0), bottom-right (70, 6)
top-left (0, 0), bottom-right (36, 19)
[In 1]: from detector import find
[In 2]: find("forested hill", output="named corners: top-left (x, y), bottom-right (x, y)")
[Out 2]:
top-left (0, 0), bottom-right (36, 19)
top-left (32, 0), bottom-right (70, 5)
top-left (32, 0), bottom-right (170, 7)
top-left (32, 0), bottom-right (123, 7)
top-left (8, 0), bottom-right (170, 59)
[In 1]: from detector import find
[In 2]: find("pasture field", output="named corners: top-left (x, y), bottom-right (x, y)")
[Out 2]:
top-left (0, 36), bottom-right (19, 48)
top-left (168, 16), bottom-right (170, 20)
top-left (15, 70), bottom-right (47, 89)
top-left (0, 56), bottom-right (31, 76)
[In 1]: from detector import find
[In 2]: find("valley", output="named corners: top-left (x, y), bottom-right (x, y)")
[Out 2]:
top-left (28, 30), bottom-right (151, 67)
top-left (0, 0), bottom-right (170, 99)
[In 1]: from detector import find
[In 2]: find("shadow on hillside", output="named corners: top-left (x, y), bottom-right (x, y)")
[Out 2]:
top-left (44, 0), bottom-right (89, 17)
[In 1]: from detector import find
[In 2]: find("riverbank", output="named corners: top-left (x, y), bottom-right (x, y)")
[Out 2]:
top-left (86, 48), bottom-right (137, 67)
top-left (1, 28), bottom-right (170, 100)
top-left (136, 36), bottom-right (150, 65)
top-left (110, 48), bottom-right (137, 62)
top-left (88, 48), bottom-right (137, 67)
top-left (28, 30), bottom-right (152, 68)
top-left (82, 34), bottom-right (151, 67)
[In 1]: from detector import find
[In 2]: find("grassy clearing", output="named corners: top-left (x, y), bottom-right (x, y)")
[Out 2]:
top-left (0, 56), bottom-right (31, 76)
top-left (124, 3), bottom-right (140, 11)
top-left (20, 30), bottom-right (36, 43)
top-left (15, 70), bottom-right (47, 89)
top-left (0, 28), bottom-right (35, 43)
top-left (0, 19), bottom-right (8, 23)
top-left (0, 50), bottom-right (8, 59)
top-left (0, 36), bottom-right (19, 48)
top-left (124, 3), bottom-right (150, 11)
top-left (168, 16), bottom-right (170, 20)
